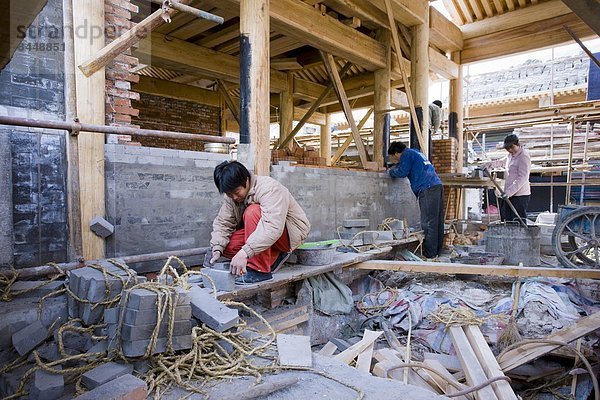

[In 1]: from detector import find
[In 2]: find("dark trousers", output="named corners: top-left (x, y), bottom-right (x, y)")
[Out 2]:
top-left (499, 195), bottom-right (530, 222)
top-left (418, 184), bottom-right (445, 258)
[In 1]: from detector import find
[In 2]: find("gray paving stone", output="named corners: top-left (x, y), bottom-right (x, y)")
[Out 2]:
top-left (202, 267), bottom-right (235, 291)
top-left (189, 286), bottom-right (238, 332)
top-left (9, 280), bottom-right (65, 297)
top-left (277, 334), bottom-right (312, 367)
top-left (12, 320), bottom-right (48, 356)
top-left (80, 303), bottom-right (106, 326)
top-left (103, 307), bottom-right (119, 324)
top-left (73, 374), bottom-right (147, 400)
top-left (123, 305), bottom-right (192, 325)
top-left (342, 218), bottom-right (370, 228)
top-left (120, 319), bottom-right (192, 341)
top-left (121, 335), bottom-right (193, 357)
top-left (0, 320), bottom-right (27, 348)
top-left (125, 287), bottom-right (189, 310)
top-left (81, 362), bottom-right (134, 389)
top-left (90, 216), bottom-right (114, 238)
top-left (30, 366), bottom-right (64, 400)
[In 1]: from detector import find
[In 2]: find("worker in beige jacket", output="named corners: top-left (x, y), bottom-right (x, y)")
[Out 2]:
top-left (209, 161), bottom-right (310, 285)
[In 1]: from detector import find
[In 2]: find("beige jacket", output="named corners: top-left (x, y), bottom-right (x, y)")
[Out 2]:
top-left (210, 174), bottom-right (310, 258)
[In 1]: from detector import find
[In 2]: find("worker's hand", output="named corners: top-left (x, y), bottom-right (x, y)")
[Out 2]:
top-left (500, 193), bottom-right (509, 200)
top-left (230, 250), bottom-right (248, 276)
top-left (209, 249), bottom-right (221, 264)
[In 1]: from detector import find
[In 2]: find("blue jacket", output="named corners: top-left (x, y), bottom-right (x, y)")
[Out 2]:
top-left (389, 148), bottom-right (442, 195)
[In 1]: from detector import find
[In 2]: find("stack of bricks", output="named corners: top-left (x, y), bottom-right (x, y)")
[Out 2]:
top-left (67, 262), bottom-right (141, 325)
top-left (104, 0), bottom-right (140, 144)
top-left (271, 146), bottom-right (326, 166)
top-left (339, 219), bottom-right (375, 245)
top-left (105, 287), bottom-right (193, 357)
top-left (431, 138), bottom-right (460, 221)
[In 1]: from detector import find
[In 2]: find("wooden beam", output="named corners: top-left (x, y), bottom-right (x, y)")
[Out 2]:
top-left (442, 0), bottom-right (464, 25)
top-left (217, 80), bottom-right (240, 125)
top-left (450, 51), bottom-right (464, 174)
top-left (321, 52), bottom-right (370, 166)
top-left (561, 0), bottom-right (600, 36)
top-left (410, 5), bottom-right (430, 155)
top-left (455, 0), bottom-right (474, 23)
top-left (322, 0), bottom-right (389, 29)
top-left (331, 107), bottom-right (373, 164)
top-left (462, 12), bottom-right (596, 63)
top-left (466, 0), bottom-right (484, 21)
top-left (386, 0), bottom-right (425, 151)
top-left (321, 114), bottom-right (332, 165)
top-left (460, 0), bottom-right (572, 39)
top-left (352, 260), bottom-right (600, 280)
top-left (374, 29), bottom-right (391, 167)
top-left (134, 76), bottom-right (220, 106)
top-left (279, 73), bottom-right (294, 150)
top-left (369, 0), bottom-right (427, 26)
top-left (239, 0), bottom-right (270, 176)
top-left (271, 58), bottom-right (303, 70)
top-left (196, 22), bottom-right (240, 48)
top-left (135, 32), bottom-right (288, 92)
top-left (73, 0), bottom-right (105, 259)
top-left (429, 47), bottom-right (459, 79)
top-left (429, 6), bottom-right (464, 52)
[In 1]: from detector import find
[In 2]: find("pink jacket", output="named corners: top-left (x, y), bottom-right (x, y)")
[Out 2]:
top-left (489, 147), bottom-right (531, 197)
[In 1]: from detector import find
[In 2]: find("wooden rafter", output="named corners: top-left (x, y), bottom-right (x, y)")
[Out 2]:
top-left (331, 107), bottom-right (374, 164)
top-left (491, 0), bottom-right (505, 14)
top-left (217, 79), bottom-right (240, 124)
top-left (480, 0), bottom-right (495, 18)
top-left (505, 0), bottom-right (516, 11)
top-left (455, 0), bottom-right (475, 23)
top-left (467, 0), bottom-right (484, 20)
top-left (442, 0), bottom-right (464, 25)
top-left (196, 22), bottom-right (240, 48)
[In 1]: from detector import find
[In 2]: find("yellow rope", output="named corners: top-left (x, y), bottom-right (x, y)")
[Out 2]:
top-left (427, 304), bottom-right (507, 329)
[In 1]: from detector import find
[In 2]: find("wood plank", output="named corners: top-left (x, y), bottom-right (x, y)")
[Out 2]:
top-left (460, 0), bottom-right (571, 39)
top-left (318, 341), bottom-right (338, 356)
top-left (74, 0), bottom-right (105, 260)
top-left (467, 0), bottom-right (484, 20)
top-left (442, 0), bottom-right (465, 25)
top-left (480, 0), bottom-right (495, 18)
top-left (168, 9), bottom-right (235, 41)
top-left (134, 76), bottom-right (220, 106)
top-left (334, 330), bottom-right (383, 364)
top-left (369, 0), bottom-right (427, 26)
top-left (197, 22), bottom-right (240, 48)
top-left (505, 0), bottom-right (516, 11)
top-left (498, 312), bottom-right (600, 372)
top-left (463, 325), bottom-right (517, 400)
top-left (455, 0), bottom-right (475, 23)
top-left (422, 359), bottom-right (470, 399)
top-left (429, 6), bottom-right (464, 52)
top-left (352, 260), bottom-right (600, 280)
top-left (321, 52), bottom-right (370, 166)
top-left (218, 80), bottom-right (240, 125)
top-left (561, 0), bottom-right (600, 37)
top-left (429, 48), bottom-right (459, 79)
top-left (373, 29), bottom-right (391, 166)
top-left (448, 326), bottom-right (499, 400)
top-left (423, 352), bottom-right (463, 372)
top-left (355, 341), bottom-right (375, 373)
top-left (331, 107), bottom-right (373, 164)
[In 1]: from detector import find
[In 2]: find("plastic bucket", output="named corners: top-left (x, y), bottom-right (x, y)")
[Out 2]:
top-left (295, 247), bottom-right (337, 266)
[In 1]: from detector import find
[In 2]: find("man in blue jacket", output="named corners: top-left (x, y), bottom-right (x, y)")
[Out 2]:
top-left (388, 141), bottom-right (444, 258)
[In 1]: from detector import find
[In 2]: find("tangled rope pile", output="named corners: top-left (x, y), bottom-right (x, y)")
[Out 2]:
top-left (427, 304), bottom-right (508, 328)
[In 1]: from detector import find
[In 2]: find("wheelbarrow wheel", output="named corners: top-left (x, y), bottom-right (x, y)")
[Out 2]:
top-left (552, 206), bottom-right (600, 269)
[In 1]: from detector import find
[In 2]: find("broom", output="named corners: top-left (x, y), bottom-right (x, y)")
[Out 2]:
top-left (497, 279), bottom-right (522, 352)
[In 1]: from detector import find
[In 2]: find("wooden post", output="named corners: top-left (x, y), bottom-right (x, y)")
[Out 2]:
top-left (450, 51), bottom-right (464, 219)
top-left (63, 0), bottom-right (83, 261)
top-left (239, 0), bottom-right (270, 176)
top-left (73, 0), bottom-right (105, 259)
top-left (279, 72), bottom-right (294, 151)
top-left (374, 29), bottom-right (391, 167)
top-left (320, 114), bottom-right (332, 165)
top-left (410, 9), bottom-right (430, 156)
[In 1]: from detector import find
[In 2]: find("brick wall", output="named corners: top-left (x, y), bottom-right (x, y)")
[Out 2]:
top-left (133, 93), bottom-right (221, 151)
top-left (431, 138), bottom-right (460, 221)
top-left (104, 0), bottom-right (140, 142)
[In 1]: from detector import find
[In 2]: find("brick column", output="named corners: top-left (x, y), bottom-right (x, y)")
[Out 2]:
top-left (431, 138), bottom-right (458, 220)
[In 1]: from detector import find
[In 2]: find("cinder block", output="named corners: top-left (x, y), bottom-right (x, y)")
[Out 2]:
top-left (12, 320), bottom-right (48, 356)
top-left (202, 268), bottom-right (235, 292)
top-left (104, 307), bottom-right (119, 324)
top-left (277, 334), bottom-right (312, 367)
top-left (73, 374), bottom-right (147, 400)
top-left (121, 335), bottom-right (192, 357)
top-left (123, 305), bottom-right (192, 325)
top-left (342, 218), bottom-right (369, 228)
top-left (30, 366), bottom-right (64, 400)
top-left (125, 287), bottom-right (189, 310)
top-left (189, 286), bottom-right (238, 332)
top-left (82, 362), bottom-right (134, 389)
top-left (120, 319), bottom-right (192, 341)
top-left (90, 216), bottom-right (114, 238)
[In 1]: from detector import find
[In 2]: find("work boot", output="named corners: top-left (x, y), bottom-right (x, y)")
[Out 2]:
top-left (234, 269), bottom-right (273, 285)
top-left (271, 251), bottom-right (292, 273)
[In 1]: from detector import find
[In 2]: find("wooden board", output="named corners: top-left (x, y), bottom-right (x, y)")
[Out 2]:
top-left (318, 341), bottom-right (338, 357)
top-left (421, 359), bottom-right (470, 400)
top-left (448, 326), bottom-right (499, 400)
top-left (334, 330), bottom-right (382, 364)
top-left (353, 260), bottom-right (600, 280)
top-left (355, 341), bottom-right (375, 373)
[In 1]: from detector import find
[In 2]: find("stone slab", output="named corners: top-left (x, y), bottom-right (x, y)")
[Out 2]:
top-left (121, 335), bottom-right (193, 357)
top-left (202, 267), bottom-right (235, 292)
top-left (30, 365), bottom-right (64, 400)
top-left (277, 334), bottom-right (313, 367)
top-left (74, 374), bottom-right (147, 400)
top-left (125, 287), bottom-right (190, 310)
top-left (123, 305), bottom-right (192, 325)
top-left (342, 219), bottom-right (370, 228)
top-left (189, 286), bottom-right (238, 332)
top-left (120, 319), bottom-right (193, 341)
top-left (12, 320), bottom-right (48, 356)
top-left (82, 362), bottom-right (134, 389)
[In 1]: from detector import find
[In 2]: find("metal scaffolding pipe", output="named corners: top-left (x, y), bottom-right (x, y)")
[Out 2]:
top-left (150, 0), bottom-right (224, 24)
top-left (4, 247), bottom-right (210, 279)
top-left (0, 116), bottom-right (235, 144)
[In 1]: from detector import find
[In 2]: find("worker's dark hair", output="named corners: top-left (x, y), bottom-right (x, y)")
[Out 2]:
top-left (503, 133), bottom-right (519, 149)
top-left (432, 100), bottom-right (442, 108)
top-left (213, 161), bottom-right (251, 194)
top-left (388, 141), bottom-right (407, 155)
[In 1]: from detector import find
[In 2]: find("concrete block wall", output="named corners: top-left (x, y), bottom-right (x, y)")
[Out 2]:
top-left (133, 93), bottom-right (221, 151)
top-left (105, 144), bottom-right (229, 272)
top-left (270, 164), bottom-right (420, 241)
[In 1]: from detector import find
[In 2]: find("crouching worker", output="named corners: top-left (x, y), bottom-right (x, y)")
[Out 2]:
top-left (209, 161), bottom-right (311, 285)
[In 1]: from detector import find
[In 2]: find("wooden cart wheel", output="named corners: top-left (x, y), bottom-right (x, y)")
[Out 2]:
top-left (552, 206), bottom-right (600, 268)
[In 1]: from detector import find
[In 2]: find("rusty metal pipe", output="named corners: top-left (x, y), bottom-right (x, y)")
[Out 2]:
top-left (151, 0), bottom-right (224, 24)
top-left (0, 116), bottom-right (235, 144)
top-left (3, 247), bottom-right (210, 279)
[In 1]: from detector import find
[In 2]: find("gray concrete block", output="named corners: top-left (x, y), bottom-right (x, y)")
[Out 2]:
top-left (342, 219), bottom-right (370, 228)
top-left (12, 320), bottom-right (48, 356)
top-left (86, 275), bottom-right (123, 303)
top-left (90, 216), bottom-right (114, 238)
top-left (30, 366), bottom-right (63, 400)
top-left (81, 362), bottom-right (134, 389)
top-left (0, 320), bottom-right (27, 348)
top-left (121, 335), bottom-right (192, 357)
top-left (73, 374), bottom-right (147, 400)
top-left (80, 303), bottom-right (106, 326)
top-left (123, 305), bottom-right (192, 325)
top-left (9, 280), bottom-right (65, 297)
top-left (103, 307), bottom-right (119, 324)
top-left (202, 267), bottom-right (235, 292)
top-left (125, 287), bottom-right (190, 310)
top-left (189, 286), bottom-right (238, 332)
top-left (276, 334), bottom-right (312, 367)
top-left (35, 342), bottom-right (60, 362)
top-left (121, 319), bottom-right (192, 341)
top-left (86, 340), bottom-right (108, 357)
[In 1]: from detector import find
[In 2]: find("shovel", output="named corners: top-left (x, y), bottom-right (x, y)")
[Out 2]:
top-left (483, 167), bottom-right (527, 227)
